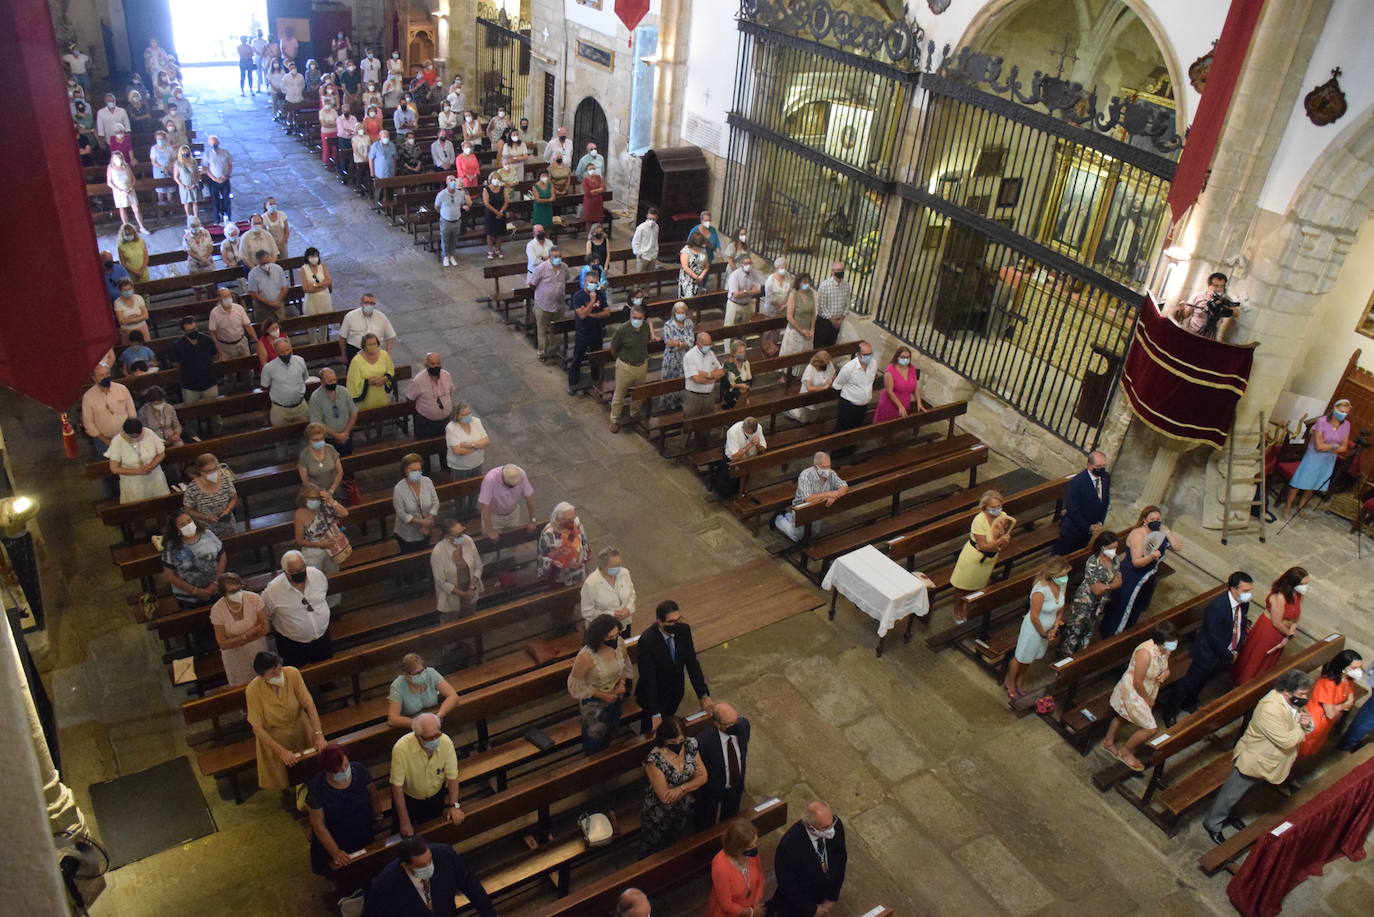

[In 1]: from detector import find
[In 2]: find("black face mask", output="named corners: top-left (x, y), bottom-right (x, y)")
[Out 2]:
top-left (279, 353), bottom-right (292, 364)
top-left (833, 270), bottom-right (845, 280)
top-left (427, 366), bottom-right (441, 377)
top-left (185, 329), bottom-right (198, 339)
top-left (1290, 695), bottom-right (1309, 708)
top-left (1090, 467), bottom-right (1107, 478)
top-left (743, 846), bottom-right (759, 857)
top-left (324, 382), bottom-right (338, 391)
top-left (289, 570), bottom-right (308, 584)
top-left (98, 377), bottom-right (113, 388)
top-left (535, 231), bottom-right (545, 241)
top-left (664, 742), bottom-right (684, 753)
top-left (662, 622), bottom-right (682, 637)
top-left (602, 638), bottom-right (619, 650)
top-left (1146, 520), bottom-right (1162, 532)
top-left (725, 723), bottom-right (741, 736)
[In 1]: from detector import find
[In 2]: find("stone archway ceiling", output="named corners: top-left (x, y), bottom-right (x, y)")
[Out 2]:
top-left (738, 0), bottom-right (1182, 153)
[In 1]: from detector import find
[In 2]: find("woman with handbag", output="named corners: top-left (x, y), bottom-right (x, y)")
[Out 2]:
top-left (346, 333), bottom-right (395, 410)
top-left (294, 484), bottom-right (351, 573)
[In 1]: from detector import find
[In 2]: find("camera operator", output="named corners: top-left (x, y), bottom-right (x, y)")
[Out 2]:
top-left (1174, 272), bottom-right (1239, 341)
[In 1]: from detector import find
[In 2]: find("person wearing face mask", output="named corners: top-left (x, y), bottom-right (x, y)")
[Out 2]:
top-left (630, 206), bottom-right (661, 273)
top-left (431, 129), bottom-right (457, 174)
top-left (305, 742), bottom-right (383, 876)
top-left (330, 30), bottom-right (352, 65)
top-left (262, 337), bottom-right (311, 426)
top-left (830, 340), bottom-right (877, 446)
top-left (282, 60), bottom-right (305, 103)
top-left (108, 416), bottom-right (171, 504)
top-left (389, 713), bottom-right (466, 838)
top-left (170, 312), bottom-right (221, 420)
top-left (404, 353), bottom-right (454, 444)
top-left (455, 137), bottom-right (481, 195)
top-left (182, 452), bottom-right (239, 538)
top-left (261, 196), bottom-right (291, 258)
top-left (245, 650), bottom-right (327, 793)
top-left (209, 572), bottom-right (269, 686)
top-left (581, 546), bottom-right (636, 633)
top-left (696, 703), bottom-right (752, 830)
top-left (298, 247), bottom-right (332, 330)
top-left (1099, 621), bottom-right (1180, 772)
top-left (770, 801), bottom-right (847, 916)
top-left (393, 99), bottom-right (418, 138)
top-left (338, 294), bottom-right (397, 362)
top-left (348, 333), bottom-right (396, 411)
top-left (814, 260), bottom-right (852, 349)
top-left (82, 364), bottom-right (136, 448)
top-left (107, 123), bottom-right (135, 166)
top-left (1232, 566), bottom-right (1309, 685)
top-left (298, 424), bottom-right (344, 495)
top-left (720, 226), bottom-right (752, 274)
top-left (1155, 572), bottom-right (1255, 727)
top-left (780, 267), bottom-right (819, 360)
top-left (111, 279), bottom-right (150, 344)
top-left (873, 345), bottom-right (923, 423)
top-left (1202, 669), bottom-right (1315, 844)
top-left (118, 330), bottom-right (158, 374)
top-left (208, 288), bottom-right (257, 368)
top-left (398, 133), bottom-right (423, 175)
top-left (318, 100), bottom-right (340, 165)
top-left (681, 332), bottom-right (725, 447)
top-left (567, 614), bottom-right (634, 754)
top-left (720, 339), bottom-right (753, 411)
top-left (247, 247), bottom-right (289, 324)
top-left (640, 714), bottom-right (708, 856)
top-left (725, 255), bottom-right (765, 326)
top-left (567, 268), bottom-right (613, 393)
top-left (94, 93), bottom-right (129, 147)
top-left (364, 834), bottom-right (494, 917)
top-left (1295, 649), bottom-right (1364, 760)
top-left (1101, 505), bottom-right (1182, 638)
top-left (608, 301), bottom-right (657, 432)
top-left (1053, 451), bottom-right (1112, 555)
top-left (658, 301), bottom-right (695, 412)
top-left (1058, 531), bottom-right (1124, 656)
top-left (393, 453), bottom-right (441, 554)
top-left (148, 129), bottom-right (175, 205)
top-left (359, 79), bottom-right (382, 113)
top-left (184, 216), bottom-right (214, 273)
top-left (525, 223), bottom-right (554, 282)
top-left (708, 818), bottom-right (765, 917)
top-left (360, 49), bottom-right (382, 84)
top-left (368, 130), bottom-right (398, 201)
top-left (442, 401), bottom-right (489, 503)
top-left (308, 368), bottom-right (359, 456)
top-left (949, 491), bottom-right (1016, 597)
top-left (500, 128), bottom-right (529, 188)
top-left (1338, 659), bottom-right (1374, 753)
top-left (262, 550), bottom-right (333, 666)
top-left (581, 163), bottom-right (606, 230)
top-left (105, 151), bottom-right (147, 234)
top-left (303, 58), bottom-right (322, 94)
top-left (536, 502), bottom-right (591, 587)
top-left (530, 246), bottom-right (571, 361)
top-left (294, 483), bottom-right (351, 573)
top-left (574, 141), bottom-right (604, 179)
top-left (1283, 398), bottom-right (1354, 520)
top-left (159, 511), bottom-right (225, 611)
top-left (387, 654), bottom-right (459, 732)
top-left (1003, 555), bottom-right (1071, 699)
top-left (137, 384), bottom-right (182, 448)
top-left (349, 124), bottom-right (372, 187)
top-left (201, 135), bottom-right (234, 224)
top-left (486, 108), bottom-right (511, 145)
top-left (481, 172), bottom-right (508, 259)
top-left (636, 600), bottom-right (713, 721)
top-left (445, 75), bottom-right (466, 114)
top-left (431, 517), bottom-right (484, 617)
top-left (785, 349), bottom-right (835, 423)
top-left (173, 144), bottom-right (200, 218)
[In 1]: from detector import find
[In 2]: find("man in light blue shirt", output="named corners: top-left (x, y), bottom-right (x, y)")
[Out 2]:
top-left (260, 338), bottom-right (311, 425)
top-left (368, 130), bottom-right (398, 201)
top-left (573, 142), bottom-right (604, 179)
top-left (433, 177), bottom-right (470, 266)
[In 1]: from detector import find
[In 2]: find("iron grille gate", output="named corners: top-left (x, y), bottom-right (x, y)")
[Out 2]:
top-left (722, 7), bottom-right (1177, 451)
top-left (475, 18), bottom-right (531, 125)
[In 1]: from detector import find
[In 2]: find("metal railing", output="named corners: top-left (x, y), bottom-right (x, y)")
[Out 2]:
top-left (475, 18), bottom-right (531, 123)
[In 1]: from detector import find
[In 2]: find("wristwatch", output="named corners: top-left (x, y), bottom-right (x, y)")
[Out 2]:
top-left (447, 802), bottom-right (461, 809)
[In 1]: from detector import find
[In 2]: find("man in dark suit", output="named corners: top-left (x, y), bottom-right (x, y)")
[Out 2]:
top-left (1052, 451), bottom-right (1111, 555)
top-left (1157, 571), bottom-right (1253, 727)
top-left (362, 835), bottom-right (495, 917)
top-left (635, 600), bottom-right (712, 721)
top-left (694, 701), bottom-right (751, 829)
top-left (769, 801), bottom-right (847, 917)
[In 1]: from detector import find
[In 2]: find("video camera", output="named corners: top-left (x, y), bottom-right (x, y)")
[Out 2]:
top-left (1199, 291), bottom-right (1238, 338)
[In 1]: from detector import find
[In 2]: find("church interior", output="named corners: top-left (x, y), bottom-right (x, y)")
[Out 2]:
top-left (3, 0), bottom-right (1374, 914)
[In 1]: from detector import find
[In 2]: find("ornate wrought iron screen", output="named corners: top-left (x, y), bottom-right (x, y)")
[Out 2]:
top-left (475, 18), bottom-right (531, 124)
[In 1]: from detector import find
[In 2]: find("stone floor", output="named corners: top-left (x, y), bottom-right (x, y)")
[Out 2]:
top-left (10, 65), bottom-right (1369, 916)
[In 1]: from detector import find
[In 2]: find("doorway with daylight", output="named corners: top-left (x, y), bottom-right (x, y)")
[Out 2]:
top-left (168, 0), bottom-right (268, 64)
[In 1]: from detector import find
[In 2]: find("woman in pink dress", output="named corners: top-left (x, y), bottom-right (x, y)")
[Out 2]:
top-left (873, 345), bottom-right (923, 423)
top-left (209, 572), bottom-right (270, 686)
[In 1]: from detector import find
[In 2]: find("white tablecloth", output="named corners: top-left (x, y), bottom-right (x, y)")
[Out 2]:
top-left (820, 544), bottom-right (929, 637)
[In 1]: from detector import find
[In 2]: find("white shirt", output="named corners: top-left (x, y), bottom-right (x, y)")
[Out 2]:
top-left (724, 421), bottom-right (767, 460)
top-left (282, 72), bottom-right (305, 102)
top-left (444, 418), bottom-right (488, 471)
top-left (261, 569), bottom-right (331, 642)
top-left (631, 219), bottom-right (660, 261)
top-left (63, 51), bottom-right (90, 74)
top-left (525, 237), bottom-right (554, 274)
top-left (832, 357), bottom-right (877, 406)
top-left (683, 346), bottom-right (722, 394)
top-left (799, 363), bottom-right (836, 394)
top-left (95, 106), bottom-right (131, 140)
top-left (407, 869), bottom-right (431, 907)
top-left (580, 567), bottom-right (636, 624)
top-left (337, 307), bottom-right (398, 349)
top-left (544, 137), bottom-right (572, 162)
top-left (360, 57), bottom-right (381, 83)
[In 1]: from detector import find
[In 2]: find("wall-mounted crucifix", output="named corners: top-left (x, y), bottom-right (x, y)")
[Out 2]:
top-left (1048, 33), bottom-right (1080, 80)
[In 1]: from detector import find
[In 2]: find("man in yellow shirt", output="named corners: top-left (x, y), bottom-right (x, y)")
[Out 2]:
top-left (390, 713), bottom-right (465, 836)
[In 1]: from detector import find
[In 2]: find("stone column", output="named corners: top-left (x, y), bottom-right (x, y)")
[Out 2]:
top-left (447, 0), bottom-right (479, 85)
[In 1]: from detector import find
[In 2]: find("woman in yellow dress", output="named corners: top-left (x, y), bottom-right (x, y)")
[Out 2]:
top-left (116, 223), bottom-right (149, 283)
top-left (346, 332), bottom-right (395, 411)
top-left (245, 651), bottom-right (326, 790)
top-left (949, 490), bottom-right (1016, 606)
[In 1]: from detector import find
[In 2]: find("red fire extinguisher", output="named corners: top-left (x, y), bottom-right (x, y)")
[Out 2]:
top-left (60, 412), bottom-right (79, 459)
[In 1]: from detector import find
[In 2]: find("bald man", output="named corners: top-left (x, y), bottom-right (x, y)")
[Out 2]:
top-left (770, 801), bottom-right (847, 917)
top-left (390, 712), bottom-right (464, 837)
top-left (405, 352), bottom-right (455, 448)
top-left (616, 888), bottom-right (651, 917)
top-left (1053, 450), bottom-right (1111, 555)
top-left (694, 701), bottom-right (751, 829)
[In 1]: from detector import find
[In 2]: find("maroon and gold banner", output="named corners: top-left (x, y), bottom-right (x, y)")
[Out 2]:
top-left (1121, 295), bottom-right (1255, 449)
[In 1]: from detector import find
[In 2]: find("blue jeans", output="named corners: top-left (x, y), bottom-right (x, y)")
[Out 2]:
top-left (207, 178), bottom-right (231, 222)
top-left (580, 696), bottom-right (621, 755)
top-left (1338, 697), bottom-right (1374, 751)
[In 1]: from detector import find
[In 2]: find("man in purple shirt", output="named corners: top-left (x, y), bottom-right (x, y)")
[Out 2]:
top-left (529, 247), bottom-right (570, 364)
top-left (478, 464), bottom-right (536, 541)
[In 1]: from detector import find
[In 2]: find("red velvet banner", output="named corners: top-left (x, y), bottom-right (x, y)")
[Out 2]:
top-left (615, 0), bottom-right (651, 32)
top-left (1167, 0), bottom-right (1267, 223)
top-left (1227, 755), bottom-right (1374, 917)
top-left (1120, 296), bottom-right (1254, 449)
top-left (0, 0), bottom-right (116, 412)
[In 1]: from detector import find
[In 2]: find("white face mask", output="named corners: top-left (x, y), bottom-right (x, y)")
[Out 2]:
top-left (179, 522), bottom-right (197, 537)
top-left (806, 824), bottom-right (836, 841)
top-left (1101, 547), bottom-right (1117, 560)
top-left (205, 471), bottom-right (220, 483)
top-left (266, 674), bottom-right (285, 686)
top-left (986, 507), bottom-right (1002, 517)
top-left (1346, 667), bottom-right (1364, 680)
top-left (1294, 583), bottom-right (1308, 595)
top-left (224, 589), bottom-right (241, 601)
top-left (1161, 640), bottom-right (1179, 652)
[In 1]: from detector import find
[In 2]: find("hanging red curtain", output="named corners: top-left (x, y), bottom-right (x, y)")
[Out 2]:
top-left (1120, 296), bottom-right (1255, 448)
top-left (615, 0), bottom-right (651, 32)
top-left (1166, 0), bottom-right (1267, 223)
top-left (0, 0), bottom-right (116, 412)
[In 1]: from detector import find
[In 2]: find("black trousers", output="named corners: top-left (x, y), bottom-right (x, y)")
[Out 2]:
top-left (694, 785), bottom-right (744, 830)
top-left (1157, 657), bottom-right (1221, 721)
top-left (813, 317), bottom-right (840, 349)
top-left (395, 784), bottom-right (447, 834)
top-left (414, 414), bottom-right (447, 439)
top-left (275, 632), bottom-right (333, 668)
top-left (833, 397), bottom-right (866, 458)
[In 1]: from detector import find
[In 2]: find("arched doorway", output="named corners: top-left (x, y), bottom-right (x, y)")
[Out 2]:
top-left (572, 97), bottom-right (608, 176)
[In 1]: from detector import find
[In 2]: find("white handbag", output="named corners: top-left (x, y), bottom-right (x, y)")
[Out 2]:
top-left (578, 812), bottom-right (613, 847)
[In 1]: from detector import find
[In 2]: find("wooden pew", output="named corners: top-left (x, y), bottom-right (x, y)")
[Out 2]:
top-left (526, 797), bottom-right (789, 917)
top-left (1102, 634), bottom-right (1346, 834)
top-left (134, 254), bottom-right (307, 300)
top-left (130, 307), bottom-right (349, 362)
top-left (87, 333), bottom-right (332, 400)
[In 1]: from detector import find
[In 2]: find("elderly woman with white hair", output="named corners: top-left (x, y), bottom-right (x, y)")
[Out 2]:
top-left (431, 517), bottom-right (483, 617)
top-left (536, 502), bottom-right (590, 587)
top-left (389, 712), bottom-right (464, 837)
top-left (184, 216), bottom-right (215, 273)
top-left (581, 545), bottom-right (636, 635)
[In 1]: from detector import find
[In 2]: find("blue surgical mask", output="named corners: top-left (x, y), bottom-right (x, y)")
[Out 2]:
top-left (1333, 410), bottom-right (1348, 421)
top-left (551, 256), bottom-right (562, 266)
top-left (860, 353), bottom-right (873, 365)
top-left (630, 318), bottom-right (644, 329)
top-left (331, 767), bottom-right (351, 781)
top-left (897, 357), bottom-right (911, 367)
top-left (607, 566), bottom-right (622, 577)
top-left (420, 737), bottom-right (442, 752)
top-left (412, 862), bottom-right (435, 881)
top-left (408, 470), bottom-right (423, 482)
top-left (1053, 575), bottom-right (1069, 585)
top-left (310, 440), bottom-right (325, 450)
top-left (675, 313), bottom-right (687, 323)
top-left (1161, 640), bottom-right (1179, 652)
top-left (699, 345), bottom-right (712, 355)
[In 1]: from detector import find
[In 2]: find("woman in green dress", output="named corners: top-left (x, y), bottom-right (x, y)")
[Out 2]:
top-left (531, 170), bottom-right (556, 235)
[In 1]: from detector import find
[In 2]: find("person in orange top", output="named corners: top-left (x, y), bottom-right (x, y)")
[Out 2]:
top-left (1231, 566), bottom-right (1307, 684)
top-left (708, 818), bottom-right (765, 917)
top-left (1298, 650), bottom-right (1363, 758)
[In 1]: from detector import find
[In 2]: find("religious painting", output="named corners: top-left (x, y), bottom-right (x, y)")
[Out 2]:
top-left (277, 17), bottom-right (310, 43)
top-left (996, 177), bottom-right (1022, 209)
top-left (975, 147), bottom-right (1007, 177)
top-left (1048, 166), bottom-right (1103, 253)
top-left (576, 40), bottom-right (615, 71)
top-left (1092, 180), bottom-right (1167, 283)
top-left (1356, 290), bottom-right (1374, 341)
top-left (821, 103), bottom-right (875, 166)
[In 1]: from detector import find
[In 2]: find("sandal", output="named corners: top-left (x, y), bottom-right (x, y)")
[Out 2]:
top-left (1118, 753), bottom-right (1146, 773)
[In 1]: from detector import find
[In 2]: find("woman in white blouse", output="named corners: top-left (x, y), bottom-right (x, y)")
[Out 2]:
top-left (580, 546), bottom-right (636, 636)
top-left (444, 401), bottom-right (490, 517)
top-left (787, 349), bottom-right (836, 423)
top-left (392, 452), bottom-right (440, 553)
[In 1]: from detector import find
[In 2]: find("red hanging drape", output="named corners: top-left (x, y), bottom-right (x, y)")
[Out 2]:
top-left (1227, 755), bottom-right (1374, 917)
top-left (0, 0), bottom-right (117, 412)
top-left (615, 0), bottom-right (651, 32)
top-left (1166, 0), bottom-right (1267, 223)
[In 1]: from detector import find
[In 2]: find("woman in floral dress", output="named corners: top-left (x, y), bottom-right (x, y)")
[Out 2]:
top-left (1058, 531), bottom-right (1122, 656)
top-left (1101, 621), bottom-right (1177, 772)
top-left (640, 716), bottom-right (707, 856)
top-left (659, 303), bottom-right (695, 412)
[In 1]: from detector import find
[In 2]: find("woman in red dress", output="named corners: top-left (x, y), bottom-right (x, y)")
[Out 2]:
top-left (581, 164), bottom-right (605, 230)
top-left (1231, 566), bottom-right (1307, 684)
top-left (1298, 649), bottom-right (1363, 758)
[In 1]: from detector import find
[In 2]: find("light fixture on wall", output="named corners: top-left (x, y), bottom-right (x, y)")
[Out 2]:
top-left (0, 495), bottom-right (37, 538)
